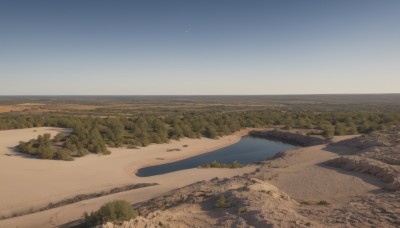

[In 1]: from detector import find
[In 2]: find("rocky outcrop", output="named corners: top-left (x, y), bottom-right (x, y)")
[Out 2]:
top-left (325, 155), bottom-right (400, 191)
top-left (249, 130), bottom-right (329, 147)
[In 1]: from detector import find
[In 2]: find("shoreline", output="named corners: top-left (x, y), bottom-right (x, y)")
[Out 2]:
top-left (0, 127), bottom-right (257, 227)
top-left (127, 128), bottom-right (254, 175)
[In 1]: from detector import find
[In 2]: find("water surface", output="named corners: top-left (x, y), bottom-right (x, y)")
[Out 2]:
top-left (136, 136), bottom-right (296, 177)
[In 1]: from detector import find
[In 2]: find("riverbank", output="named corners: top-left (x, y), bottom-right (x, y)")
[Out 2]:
top-left (100, 135), bottom-right (398, 228)
top-left (0, 127), bottom-right (256, 227)
top-left (249, 129), bottom-right (329, 146)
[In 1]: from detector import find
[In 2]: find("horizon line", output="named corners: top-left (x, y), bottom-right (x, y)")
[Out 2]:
top-left (0, 93), bottom-right (400, 97)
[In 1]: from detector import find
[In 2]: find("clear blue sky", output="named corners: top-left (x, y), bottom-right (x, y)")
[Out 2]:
top-left (1, 0), bottom-right (399, 95)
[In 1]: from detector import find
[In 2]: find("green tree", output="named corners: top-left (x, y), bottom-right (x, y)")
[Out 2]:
top-left (322, 124), bottom-right (335, 139)
top-left (54, 133), bottom-right (66, 143)
top-left (334, 123), bottom-right (347, 135)
top-left (204, 126), bottom-right (218, 139)
top-left (38, 146), bottom-right (55, 159)
top-left (54, 149), bottom-right (73, 161)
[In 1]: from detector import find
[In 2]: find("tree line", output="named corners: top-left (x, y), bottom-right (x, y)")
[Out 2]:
top-left (4, 110), bottom-right (400, 160)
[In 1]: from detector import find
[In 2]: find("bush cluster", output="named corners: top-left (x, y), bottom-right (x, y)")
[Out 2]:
top-left (200, 160), bottom-right (242, 168)
top-left (82, 200), bottom-right (138, 227)
top-left (17, 133), bottom-right (73, 161)
top-left (5, 110), bottom-right (400, 160)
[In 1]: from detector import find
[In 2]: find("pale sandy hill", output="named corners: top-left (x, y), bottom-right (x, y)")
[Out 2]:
top-left (2, 129), bottom-right (399, 228)
top-left (0, 128), bottom-right (255, 228)
top-left (99, 135), bottom-right (399, 228)
top-left (102, 177), bottom-right (318, 228)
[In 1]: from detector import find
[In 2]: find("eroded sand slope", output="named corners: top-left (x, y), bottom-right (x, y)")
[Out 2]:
top-left (101, 133), bottom-right (400, 228)
top-left (0, 128), bottom-right (255, 227)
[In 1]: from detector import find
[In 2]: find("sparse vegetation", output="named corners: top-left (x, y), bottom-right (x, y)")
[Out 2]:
top-left (300, 201), bottom-right (312, 205)
top-left (0, 183), bottom-right (157, 220)
top-left (200, 160), bottom-right (242, 168)
top-left (1, 100), bottom-right (399, 161)
top-left (317, 200), bottom-right (330, 205)
top-left (83, 200), bottom-right (138, 227)
top-left (16, 133), bottom-right (74, 161)
top-left (299, 200), bottom-right (330, 206)
top-left (321, 122), bottom-right (335, 139)
top-left (215, 194), bottom-right (232, 208)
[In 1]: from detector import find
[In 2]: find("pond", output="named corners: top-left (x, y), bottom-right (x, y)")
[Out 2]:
top-left (136, 136), bottom-right (297, 177)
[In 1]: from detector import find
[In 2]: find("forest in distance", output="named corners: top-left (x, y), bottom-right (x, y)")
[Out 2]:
top-left (1, 94), bottom-right (400, 115)
top-left (4, 109), bottom-right (400, 161)
top-left (1, 95), bottom-right (399, 161)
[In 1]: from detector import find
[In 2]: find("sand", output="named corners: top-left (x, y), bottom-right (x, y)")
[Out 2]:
top-left (101, 135), bottom-right (397, 228)
top-left (0, 127), bottom-right (255, 228)
top-left (0, 127), bottom-right (71, 156)
top-left (258, 138), bottom-right (383, 203)
top-left (1, 129), bottom-right (395, 227)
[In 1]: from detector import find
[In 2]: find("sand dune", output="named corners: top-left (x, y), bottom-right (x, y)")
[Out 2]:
top-left (1, 128), bottom-right (398, 227)
top-left (0, 127), bottom-right (255, 228)
top-left (101, 135), bottom-right (398, 228)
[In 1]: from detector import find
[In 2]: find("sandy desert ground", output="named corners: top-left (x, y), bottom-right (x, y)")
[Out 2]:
top-left (0, 127), bottom-right (255, 228)
top-left (2, 128), bottom-right (398, 228)
top-left (107, 135), bottom-right (399, 228)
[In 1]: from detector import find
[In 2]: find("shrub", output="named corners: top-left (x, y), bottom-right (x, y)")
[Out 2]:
top-left (54, 133), bottom-right (67, 142)
top-left (200, 160), bottom-right (242, 169)
top-left (215, 195), bottom-right (231, 208)
top-left (54, 149), bottom-right (74, 161)
top-left (334, 123), bottom-right (347, 136)
top-left (322, 124), bottom-right (335, 139)
top-left (38, 146), bottom-right (55, 159)
top-left (231, 160), bottom-right (241, 168)
top-left (317, 200), bottom-right (330, 205)
top-left (83, 200), bottom-right (138, 227)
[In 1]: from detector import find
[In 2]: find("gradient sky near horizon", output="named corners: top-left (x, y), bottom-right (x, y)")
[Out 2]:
top-left (1, 0), bottom-right (399, 95)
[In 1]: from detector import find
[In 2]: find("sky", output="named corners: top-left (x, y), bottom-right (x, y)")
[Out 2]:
top-left (0, 0), bottom-right (399, 95)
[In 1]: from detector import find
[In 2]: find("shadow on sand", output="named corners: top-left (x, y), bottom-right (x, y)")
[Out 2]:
top-left (317, 144), bottom-right (387, 190)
